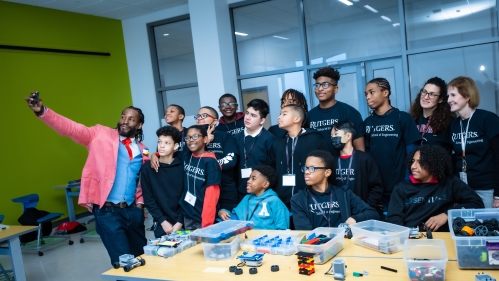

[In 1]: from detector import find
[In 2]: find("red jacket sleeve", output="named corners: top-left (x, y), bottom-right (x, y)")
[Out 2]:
top-left (201, 184), bottom-right (220, 228)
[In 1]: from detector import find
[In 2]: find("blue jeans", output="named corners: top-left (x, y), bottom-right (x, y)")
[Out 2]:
top-left (93, 205), bottom-right (146, 265)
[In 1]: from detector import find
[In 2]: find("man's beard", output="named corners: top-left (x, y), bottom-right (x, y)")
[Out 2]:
top-left (117, 122), bottom-right (138, 138)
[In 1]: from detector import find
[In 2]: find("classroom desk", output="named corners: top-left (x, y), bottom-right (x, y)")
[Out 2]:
top-left (102, 230), bottom-right (470, 281)
top-left (0, 225), bottom-right (39, 281)
top-left (53, 183), bottom-right (80, 222)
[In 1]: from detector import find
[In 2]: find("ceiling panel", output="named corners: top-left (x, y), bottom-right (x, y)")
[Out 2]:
top-left (74, 1), bottom-right (126, 14)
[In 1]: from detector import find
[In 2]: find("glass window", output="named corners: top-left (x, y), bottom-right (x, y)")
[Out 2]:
top-left (405, 0), bottom-right (497, 50)
top-left (233, 0), bottom-right (303, 75)
top-left (160, 87), bottom-right (200, 128)
top-left (154, 19), bottom-right (197, 87)
top-left (408, 43), bottom-right (499, 114)
top-left (241, 71), bottom-right (306, 126)
top-left (304, 0), bottom-right (401, 65)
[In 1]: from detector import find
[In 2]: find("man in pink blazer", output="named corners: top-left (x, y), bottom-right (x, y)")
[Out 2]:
top-left (25, 93), bottom-right (150, 265)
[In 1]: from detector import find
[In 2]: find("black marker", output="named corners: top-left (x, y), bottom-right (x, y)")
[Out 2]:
top-left (381, 266), bottom-right (397, 273)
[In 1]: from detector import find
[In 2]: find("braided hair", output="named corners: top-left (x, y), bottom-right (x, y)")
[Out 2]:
top-left (124, 106), bottom-right (145, 142)
top-left (281, 89), bottom-right (309, 113)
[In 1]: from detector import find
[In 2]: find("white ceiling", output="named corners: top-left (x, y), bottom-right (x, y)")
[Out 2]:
top-left (4, 0), bottom-right (188, 20)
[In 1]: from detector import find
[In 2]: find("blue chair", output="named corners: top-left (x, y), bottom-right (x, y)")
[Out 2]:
top-left (12, 194), bottom-right (73, 256)
top-left (0, 215), bottom-right (3, 224)
top-left (0, 215), bottom-right (13, 281)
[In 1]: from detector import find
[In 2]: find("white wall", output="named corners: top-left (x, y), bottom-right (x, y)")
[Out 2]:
top-left (122, 4), bottom-right (189, 150)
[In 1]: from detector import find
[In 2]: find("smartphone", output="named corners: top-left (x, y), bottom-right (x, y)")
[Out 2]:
top-left (31, 91), bottom-right (40, 105)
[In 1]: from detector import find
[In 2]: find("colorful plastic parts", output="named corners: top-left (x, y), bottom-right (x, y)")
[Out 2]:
top-left (296, 251), bottom-right (315, 275)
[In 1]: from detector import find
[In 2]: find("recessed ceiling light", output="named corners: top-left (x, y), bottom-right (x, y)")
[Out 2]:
top-left (381, 15), bottom-right (391, 22)
top-left (273, 36), bottom-right (289, 40)
top-left (163, 34), bottom-right (169, 36)
top-left (480, 65), bottom-right (485, 71)
top-left (338, 0), bottom-right (353, 6)
top-left (364, 5), bottom-right (378, 13)
top-left (393, 23), bottom-right (400, 27)
top-left (235, 32), bottom-right (248, 36)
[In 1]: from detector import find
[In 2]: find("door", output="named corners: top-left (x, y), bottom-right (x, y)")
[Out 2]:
top-left (365, 58), bottom-right (407, 112)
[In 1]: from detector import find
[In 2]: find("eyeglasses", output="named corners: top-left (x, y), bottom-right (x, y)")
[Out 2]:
top-left (313, 82), bottom-right (336, 90)
top-left (184, 134), bottom-right (202, 141)
top-left (194, 113), bottom-right (216, 120)
top-left (420, 89), bottom-right (440, 99)
top-left (219, 102), bottom-right (238, 108)
top-left (301, 166), bottom-right (327, 173)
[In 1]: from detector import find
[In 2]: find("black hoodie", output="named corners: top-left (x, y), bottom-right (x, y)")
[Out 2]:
top-left (267, 129), bottom-right (331, 205)
top-left (386, 176), bottom-right (484, 231)
top-left (140, 158), bottom-right (184, 237)
top-left (291, 184), bottom-right (380, 230)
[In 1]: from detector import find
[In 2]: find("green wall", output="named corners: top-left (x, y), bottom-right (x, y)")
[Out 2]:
top-left (0, 2), bottom-right (133, 225)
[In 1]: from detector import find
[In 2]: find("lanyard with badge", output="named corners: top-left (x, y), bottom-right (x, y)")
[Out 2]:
top-left (337, 151), bottom-right (355, 185)
top-left (307, 189), bottom-right (333, 227)
top-left (459, 110), bottom-right (475, 184)
top-left (246, 198), bottom-right (267, 220)
top-left (241, 130), bottom-right (262, 178)
top-left (420, 115), bottom-right (432, 145)
top-left (184, 153), bottom-right (204, 207)
top-left (283, 131), bottom-right (302, 186)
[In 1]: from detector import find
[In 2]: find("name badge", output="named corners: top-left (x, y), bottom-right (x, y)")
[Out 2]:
top-left (282, 174), bottom-right (296, 186)
top-left (241, 168), bottom-right (252, 178)
top-left (184, 191), bottom-right (197, 207)
top-left (459, 172), bottom-right (468, 184)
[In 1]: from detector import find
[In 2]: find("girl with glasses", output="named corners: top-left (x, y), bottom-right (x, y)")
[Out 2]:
top-left (409, 77), bottom-right (455, 154)
top-left (290, 150), bottom-right (378, 230)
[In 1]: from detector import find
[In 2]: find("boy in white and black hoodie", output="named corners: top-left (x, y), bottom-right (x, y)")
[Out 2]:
top-left (267, 104), bottom-right (330, 207)
top-left (386, 145), bottom-right (484, 232)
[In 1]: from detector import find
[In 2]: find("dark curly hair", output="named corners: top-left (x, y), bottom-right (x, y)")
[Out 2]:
top-left (307, 150), bottom-right (336, 185)
top-left (247, 99), bottom-right (270, 118)
top-left (187, 124), bottom-right (208, 137)
top-left (409, 77), bottom-right (455, 134)
top-left (156, 126), bottom-right (182, 144)
top-left (406, 145), bottom-right (453, 182)
top-left (313, 66), bottom-right (340, 83)
top-left (281, 89), bottom-right (309, 113)
top-left (253, 165), bottom-right (277, 189)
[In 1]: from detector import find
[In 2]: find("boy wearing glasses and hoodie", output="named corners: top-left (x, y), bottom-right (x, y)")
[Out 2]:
top-left (291, 150), bottom-right (379, 230)
top-left (217, 93), bottom-right (245, 135)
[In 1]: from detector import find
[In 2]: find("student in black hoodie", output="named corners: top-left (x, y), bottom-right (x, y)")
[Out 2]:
top-left (364, 78), bottom-right (422, 217)
top-left (164, 104), bottom-right (187, 152)
top-left (268, 89), bottom-right (309, 139)
top-left (267, 104), bottom-right (330, 206)
top-left (291, 150), bottom-right (379, 230)
top-left (235, 99), bottom-right (276, 199)
top-left (141, 126), bottom-right (184, 237)
top-left (196, 106), bottom-right (240, 211)
top-left (217, 93), bottom-right (245, 135)
top-left (386, 145), bottom-right (484, 231)
top-left (331, 121), bottom-right (383, 209)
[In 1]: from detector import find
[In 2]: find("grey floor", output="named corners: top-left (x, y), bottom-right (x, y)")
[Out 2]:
top-left (0, 211), bottom-right (155, 281)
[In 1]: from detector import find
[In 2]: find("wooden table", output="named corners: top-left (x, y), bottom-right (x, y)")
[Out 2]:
top-left (0, 225), bottom-right (39, 281)
top-left (101, 230), bottom-right (483, 281)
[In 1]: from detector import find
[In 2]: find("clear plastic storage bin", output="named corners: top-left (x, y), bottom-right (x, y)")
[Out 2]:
top-left (202, 235), bottom-right (241, 261)
top-left (296, 227), bottom-right (344, 264)
top-left (189, 220), bottom-right (254, 243)
top-left (143, 245), bottom-right (159, 256)
top-left (448, 208), bottom-right (499, 269)
top-left (350, 220), bottom-right (410, 254)
top-left (404, 239), bottom-right (448, 281)
top-left (240, 231), bottom-right (303, 256)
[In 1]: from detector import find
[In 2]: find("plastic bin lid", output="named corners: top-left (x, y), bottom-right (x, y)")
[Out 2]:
top-left (189, 220), bottom-right (254, 242)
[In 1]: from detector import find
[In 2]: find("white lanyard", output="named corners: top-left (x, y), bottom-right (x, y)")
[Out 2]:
top-left (459, 110), bottom-right (475, 158)
top-left (186, 153), bottom-right (204, 197)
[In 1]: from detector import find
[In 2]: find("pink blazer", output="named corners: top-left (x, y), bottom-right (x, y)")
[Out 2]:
top-left (39, 108), bottom-right (150, 209)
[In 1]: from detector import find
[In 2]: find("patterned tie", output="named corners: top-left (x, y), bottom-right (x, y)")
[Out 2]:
top-left (121, 138), bottom-right (133, 160)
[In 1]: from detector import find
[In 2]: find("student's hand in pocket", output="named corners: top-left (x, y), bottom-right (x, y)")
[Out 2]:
top-left (150, 153), bottom-right (160, 172)
top-left (425, 213), bottom-right (448, 231)
top-left (218, 209), bottom-right (230, 221)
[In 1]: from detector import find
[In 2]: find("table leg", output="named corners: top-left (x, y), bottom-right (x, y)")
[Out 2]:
top-left (8, 236), bottom-right (26, 281)
top-left (66, 187), bottom-right (76, 222)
